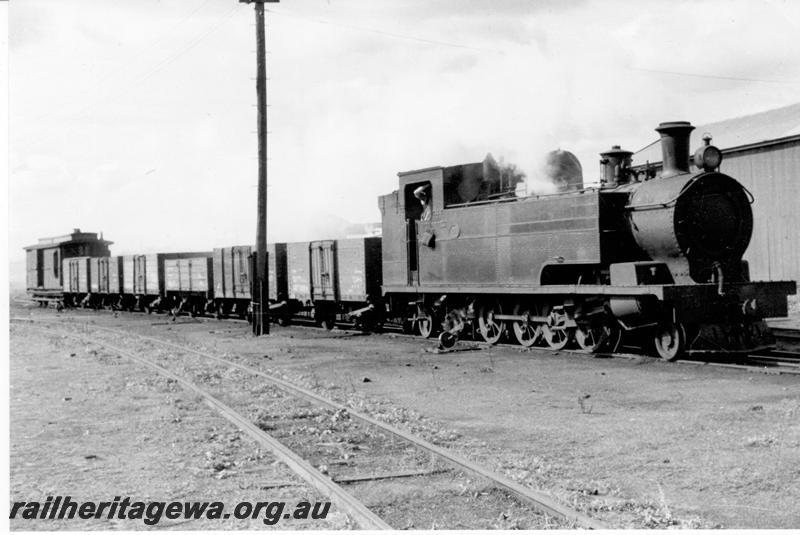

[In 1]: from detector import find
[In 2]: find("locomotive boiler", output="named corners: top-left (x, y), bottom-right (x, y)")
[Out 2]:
top-left (378, 121), bottom-right (796, 359)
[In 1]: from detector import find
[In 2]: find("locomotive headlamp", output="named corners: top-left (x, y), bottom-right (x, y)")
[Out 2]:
top-left (693, 133), bottom-right (722, 171)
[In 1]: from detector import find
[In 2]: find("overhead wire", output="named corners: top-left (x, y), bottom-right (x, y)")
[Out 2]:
top-left (31, 0), bottom-right (219, 122)
top-left (265, 7), bottom-right (506, 55)
top-left (633, 138), bottom-right (660, 155)
top-left (628, 66), bottom-right (800, 85)
top-left (32, 3), bottom-right (243, 125)
top-left (129, 4), bottom-right (242, 87)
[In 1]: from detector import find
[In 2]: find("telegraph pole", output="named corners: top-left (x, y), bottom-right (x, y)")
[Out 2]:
top-left (240, 0), bottom-right (278, 335)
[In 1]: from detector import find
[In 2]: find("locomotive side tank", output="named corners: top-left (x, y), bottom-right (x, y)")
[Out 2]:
top-left (379, 122), bottom-right (796, 359)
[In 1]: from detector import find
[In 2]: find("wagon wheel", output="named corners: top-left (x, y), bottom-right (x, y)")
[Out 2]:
top-left (511, 305), bottom-right (542, 347)
top-left (575, 322), bottom-right (611, 353)
top-left (541, 306), bottom-right (574, 350)
top-left (653, 322), bottom-right (686, 361)
top-left (417, 309), bottom-right (436, 339)
top-left (320, 312), bottom-right (336, 331)
top-left (276, 315), bottom-right (291, 327)
top-left (478, 301), bottom-right (505, 345)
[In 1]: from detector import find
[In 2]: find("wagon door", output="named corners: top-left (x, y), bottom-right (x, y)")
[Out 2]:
top-left (27, 250), bottom-right (41, 289)
top-left (310, 240), bottom-right (337, 301)
top-left (69, 260), bottom-right (80, 293)
top-left (134, 255), bottom-right (147, 294)
top-left (233, 247), bottom-right (251, 299)
top-left (180, 259), bottom-right (191, 292)
top-left (98, 257), bottom-right (110, 293)
top-left (79, 259), bottom-right (90, 293)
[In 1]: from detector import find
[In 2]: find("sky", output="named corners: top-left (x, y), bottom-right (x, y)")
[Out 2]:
top-left (7, 0), bottom-right (800, 288)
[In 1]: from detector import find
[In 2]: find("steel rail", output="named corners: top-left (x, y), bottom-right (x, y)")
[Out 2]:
top-left (17, 317), bottom-right (604, 528)
top-left (676, 359), bottom-right (800, 375)
top-left (772, 327), bottom-right (800, 341)
top-left (15, 320), bottom-right (391, 530)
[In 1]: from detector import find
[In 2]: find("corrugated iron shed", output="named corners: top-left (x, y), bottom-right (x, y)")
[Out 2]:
top-left (633, 102), bottom-right (800, 165)
top-left (634, 103), bottom-right (800, 284)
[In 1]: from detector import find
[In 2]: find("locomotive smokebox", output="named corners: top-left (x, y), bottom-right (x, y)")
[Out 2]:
top-left (625, 121), bottom-right (753, 284)
top-left (656, 121), bottom-right (695, 178)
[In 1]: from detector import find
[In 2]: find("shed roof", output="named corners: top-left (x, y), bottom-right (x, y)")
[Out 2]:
top-left (633, 102), bottom-right (800, 165)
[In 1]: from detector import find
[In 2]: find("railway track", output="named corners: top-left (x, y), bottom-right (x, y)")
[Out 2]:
top-left (772, 326), bottom-right (800, 341)
top-left (12, 316), bottom-right (605, 529)
top-left (675, 353), bottom-right (800, 375)
top-left (772, 326), bottom-right (800, 353)
top-left (15, 304), bottom-right (800, 374)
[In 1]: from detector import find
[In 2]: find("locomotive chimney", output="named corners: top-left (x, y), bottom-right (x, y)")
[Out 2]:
top-left (656, 121), bottom-right (695, 178)
top-left (599, 145), bottom-right (633, 187)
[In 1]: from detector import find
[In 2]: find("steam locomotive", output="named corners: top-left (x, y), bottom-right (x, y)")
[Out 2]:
top-left (378, 121), bottom-right (795, 358)
top-left (25, 121), bottom-right (796, 360)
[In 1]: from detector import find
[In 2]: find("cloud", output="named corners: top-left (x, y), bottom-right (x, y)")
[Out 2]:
top-left (9, 0), bottom-right (800, 274)
top-left (8, 2), bottom-right (48, 49)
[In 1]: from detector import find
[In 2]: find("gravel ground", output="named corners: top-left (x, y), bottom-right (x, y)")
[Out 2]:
top-left (9, 304), bottom-right (800, 529)
top-left (9, 322), bottom-right (350, 531)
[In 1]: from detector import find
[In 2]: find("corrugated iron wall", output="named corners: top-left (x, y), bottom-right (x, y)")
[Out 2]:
top-left (721, 140), bottom-right (800, 282)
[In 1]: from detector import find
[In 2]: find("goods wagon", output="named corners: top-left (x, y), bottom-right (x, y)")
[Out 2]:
top-left (89, 256), bottom-right (122, 298)
top-left (212, 243), bottom-right (287, 319)
top-left (56, 256), bottom-right (122, 310)
top-left (284, 237), bottom-right (382, 329)
top-left (118, 252), bottom-right (212, 312)
top-left (286, 241), bottom-right (312, 304)
top-left (164, 257), bottom-right (214, 316)
top-left (213, 245), bottom-right (252, 318)
top-left (62, 257), bottom-right (90, 306)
